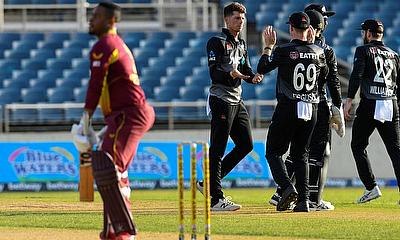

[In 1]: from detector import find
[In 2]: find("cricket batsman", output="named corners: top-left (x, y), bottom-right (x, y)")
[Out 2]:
top-left (71, 2), bottom-right (154, 239)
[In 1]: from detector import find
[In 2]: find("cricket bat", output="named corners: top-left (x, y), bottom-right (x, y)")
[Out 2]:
top-left (79, 112), bottom-right (94, 202)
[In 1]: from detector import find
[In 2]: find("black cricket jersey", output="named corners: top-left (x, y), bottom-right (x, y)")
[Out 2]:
top-left (207, 28), bottom-right (255, 104)
top-left (315, 36), bottom-right (342, 108)
top-left (348, 40), bottom-right (400, 100)
top-left (257, 39), bottom-right (328, 103)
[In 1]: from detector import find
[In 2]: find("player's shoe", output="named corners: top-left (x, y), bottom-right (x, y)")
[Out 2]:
top-left (99, 231), bottom-right (116, 240)
top-left (269, 192), bottom-right (281, 206)
top-left (357, 186), bottom-right (382, 204)
top-left (196, 180), bottom-right (204, 195)
top-left (211, 196), bottom-right (241, 211)
top-left (293, 200), bottom-right (310, 212)
top-left (277, 184), bottom-right (298, 211)
top-left (309, 200), bottom-right (335, 211)
top-left (116, 232), bottom-right (136, 240)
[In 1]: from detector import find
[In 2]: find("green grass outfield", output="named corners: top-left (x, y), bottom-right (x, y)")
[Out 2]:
top-left (0, 188), bottom-right (399, 240)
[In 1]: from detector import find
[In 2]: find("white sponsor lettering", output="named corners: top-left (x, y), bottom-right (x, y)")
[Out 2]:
top-left (369, 86), bottom-right (394, 97)
top-left (299, 52), bottom-right (318, 59)
top-left (92, 61), bottom-right (101, 67)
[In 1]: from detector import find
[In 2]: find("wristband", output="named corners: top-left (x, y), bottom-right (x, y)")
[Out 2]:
top-left (264, 46), bottom-right (272, 51)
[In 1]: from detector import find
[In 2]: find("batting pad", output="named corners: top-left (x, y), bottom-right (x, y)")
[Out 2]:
top-left (91, 151), bottom-right (136, 235)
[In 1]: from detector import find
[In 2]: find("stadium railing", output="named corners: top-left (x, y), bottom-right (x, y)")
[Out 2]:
top-left (2, 100), bottom-right (277, 132)
top-left (0, 0), bottom-right (218, 32)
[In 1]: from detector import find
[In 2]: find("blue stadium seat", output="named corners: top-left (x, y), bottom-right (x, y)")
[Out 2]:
top-left (148, 57), bottom-right (176, 69)
top-left (160, 75), bottom-right (186, 87)
top-left (148, 32), bottom-right (172, 40)
top-left (5, 49), bottom-right (31, 59)
top-left (73, 86), bottom-right (87, 102)
top-left (67, 40), bottom-right (90, 49)
top-left (174, 31), bottom-right (196, 40)
top-left (47, 87), bottom-right (74, 103)
top-left (72, 58), bottom-right (90, 69)
top-left (57, 0), bottom-right (76, 4)
top-left (189, 38), bottom-right (209, 48)
top-left (154, 86), bottom-right (180, 101)
top-left (123, 32), bottom-right (146, 40)
top-left (14, 40), bottom-right (38, 50)
top-left (165, 39), bottom-right (190, 49)
top-left (141, 85), bottom-right (154, 99)
top-left (47, 58), bottom-right (72, 70)
top-left (125, 38), bottom-right (141, 49)
top-left (22, 59), bottom-right (47, 70)
top-left (256, 85), bottom-right (276, 100)
top-left (40, 41), bottom-right (64, 50)
top-left (179, 86), bottom-right (205, 100)
top-left (64, 69), bottom-right (90, 79)
top-left (0, 88), bottom-right (21, 105)
top-left (185, 75), bottom-right (210, 88)
top-left (13, 70), bottom-right (37, 82)
top-left (31, 48), bottom-right (57, 60)
top-left (241, 82), bottom-right (257, 100)
top-left (72, 32), bottom-right (95, 42)
top-left (46, 32), bottom-right (70, 42)
top-left (21, 87), bottom-right (47, 103)
top-left (31, 0), bottom-right (57, 4)
top-left (21, 32), bottom-right (44, 42)
top-left (167, 66), bottom-right (193, 77)
top-left (182, 48), bottom-right (205, 58)
top-left (56, 77), bottom-right (82, 88)
top-left (30, 78), bottom-right (56, 89)
top-left (0, 69), bottom-right (13, 82)
top-left (0, 59), bottom-right (21, 71)
top-left (176, 56), bottom-right (201, 68)
top-left (159, 47), bottom-right (183, 58)
top-left (3, 78), bottom-right (30, 89)
top-left (57, 48), bottom-right (83, 59)
top-left (141, 65), bottom-right (166, 77)
top-left (0, 32), bottom-right (20, 42)
top-left (131, 0), bottom-right (152, 3)
top-left (140, 39), bottom-right (165, 49)
top-left (6, 0), bottom-right (31, 4)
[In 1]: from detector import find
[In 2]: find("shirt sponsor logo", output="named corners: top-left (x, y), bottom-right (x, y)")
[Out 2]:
top-left (208, 51), bottom-right (216, 61)
top-left (92, 61), bottom-right (101, 67)
top-left (289, 51), bottom-right (299, 60)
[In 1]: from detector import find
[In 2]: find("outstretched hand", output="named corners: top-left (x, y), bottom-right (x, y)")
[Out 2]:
top-left (263, 26), bottom-right (276, 48)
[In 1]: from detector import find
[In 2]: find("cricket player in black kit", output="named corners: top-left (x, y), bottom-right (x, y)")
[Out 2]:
top-left (258, 12), bottom-right (328, 212)
top-left (270, 7), bottom-right (344, 211)
top-left (344, 19), bottom-right (400, 204)
top-left (198, 2), bottom-right (263, 211)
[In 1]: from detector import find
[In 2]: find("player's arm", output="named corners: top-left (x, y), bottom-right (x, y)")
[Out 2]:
top-left (326, 48), bottom-right (342, 108)
top-left (241, 42), bottom-right (260, 84)
top-left (345, 46), bottom-right (366, 120)
top-left (207, 37), bottom-right (248, 83)
top-left (396, 55), bottom-right (400, 105)
top-left (84, 43), bottom-right (111, 118)
top-left (257, 26), bottom-right (279, 74)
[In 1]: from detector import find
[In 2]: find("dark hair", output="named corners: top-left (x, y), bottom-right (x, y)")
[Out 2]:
top-left (371, 32), bottom-right (383, 38)
top-left (99, 1), bottom-right (121, 22)
top-left (223, 2), bottom-right (246, 17)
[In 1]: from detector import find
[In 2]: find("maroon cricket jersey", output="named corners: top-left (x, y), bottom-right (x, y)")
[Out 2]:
top-left (84, 29), bottom-right (146, 116)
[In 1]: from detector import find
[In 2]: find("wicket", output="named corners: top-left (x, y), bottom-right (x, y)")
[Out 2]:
top-left (177, 142), bottom-right (211, 240)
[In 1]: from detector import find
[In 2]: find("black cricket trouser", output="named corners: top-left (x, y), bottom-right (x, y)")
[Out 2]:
top-left (266, 98), bottom-right (317, 202)
top-left (351, 98), bottom-right (400, 191)
top-left (209, 96), bottom-right (253, 201)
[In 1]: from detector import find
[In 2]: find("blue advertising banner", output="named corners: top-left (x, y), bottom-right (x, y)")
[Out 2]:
top-left (0, 141), bottom-right (271, 185)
